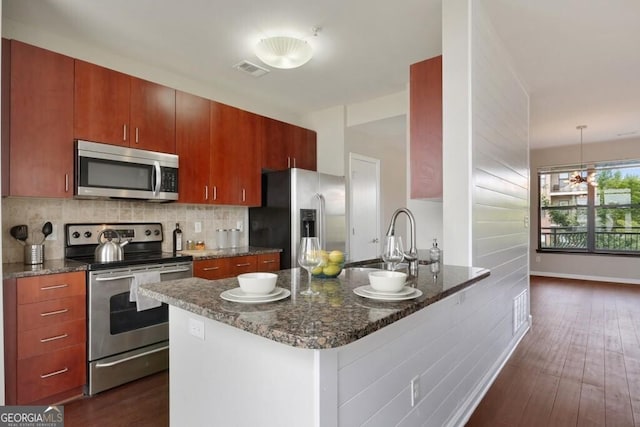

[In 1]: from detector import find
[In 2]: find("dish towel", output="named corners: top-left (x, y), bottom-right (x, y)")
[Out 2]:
top-left (129, 271), bottom-right (162, 312)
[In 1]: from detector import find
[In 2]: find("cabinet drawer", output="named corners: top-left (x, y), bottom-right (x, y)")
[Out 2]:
top-left (18, 318), bottom-right (86, 360)
top-left (17, 272), bottom-right (85, 304)
top-left (18, 295), bottom-right (86, 332)
top-left (226, 255), bottom-right (257, 276)
top-left (17, 344), bottom-right (86, 404)
top-left (256, 253), bottom-right (280, 272)
top-left (194, 258), bottom-right (229, 280)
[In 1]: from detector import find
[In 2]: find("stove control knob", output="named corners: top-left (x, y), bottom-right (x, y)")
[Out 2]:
top-left (72, 231), bottom-right (80, 239)
top-left (84, 231), bottom-right (92, 239)
top-left (145, 229), bottom-right (152, 236)
top-left (154, 229), bottom-right (161, 236)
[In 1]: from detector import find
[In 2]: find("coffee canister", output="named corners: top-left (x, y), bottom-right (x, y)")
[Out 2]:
top-left (229, 229), bottom-right (240, 248)
top-left (24, 244), bottom-right (44, 265)
top-left (216, 229), bottom-right (228, 249)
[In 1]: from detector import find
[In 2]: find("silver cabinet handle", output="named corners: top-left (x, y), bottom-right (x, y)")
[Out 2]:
top-left (41, 283), bottom-right (68, 291)
top-left (40, 367), bottom-right (68, 379)
top-left (293, 157), bottom-right (296, 167)
top-left (123, 124), bottom-right (127, 141)
top-left (135, 127), bottom-right (139, 143)
top-left (287, 157), bottom-right (291, 168)
top-left (65, 174), bottom-right (69, 192)
top-left (262, 260), bottom-right (276, 264)
top-left (213, 186), bottom-right (217, 201)
top-left (242, 188), bottom-right (246, 202)
top-left (202, 266), bottom-right (219, 271)
top-left (40, 308), bottom-right (68, 317)
top-left (235, 263), bottom-right (251, 267)
top-left (96, 274), bottom-right (135, 282)
top-left (40, 333), bottom-right (68, 343)
top-left (205, 185), bottom-right (209, 201)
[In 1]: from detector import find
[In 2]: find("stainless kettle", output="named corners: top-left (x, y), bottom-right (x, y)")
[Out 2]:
top-left (95, 229), bottom-right (129, 262)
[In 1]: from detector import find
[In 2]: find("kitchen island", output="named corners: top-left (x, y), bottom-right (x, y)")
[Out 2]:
top-left (139, 263), bottom-right (490, 426)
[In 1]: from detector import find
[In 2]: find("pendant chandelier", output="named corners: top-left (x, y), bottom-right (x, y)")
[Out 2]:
top-left (569, 125), bottom-right (598, 187)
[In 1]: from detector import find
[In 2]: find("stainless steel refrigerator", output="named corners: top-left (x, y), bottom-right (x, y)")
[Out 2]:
top-left (249, 168), bottom-right (346, 269)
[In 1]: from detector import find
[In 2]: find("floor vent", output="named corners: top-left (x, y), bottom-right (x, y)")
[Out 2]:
top-left (513, 289), bottom-right (528, 335)
top-left (233, 60), bottom-right (270, 77)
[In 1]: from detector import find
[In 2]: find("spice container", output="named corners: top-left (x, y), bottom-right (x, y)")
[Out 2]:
top-left (229, 229), bottom-right (240, 248)
top-left (195, 241), bottom-right (206, 250)
top-left (216, 229), bottom-right (228, 249)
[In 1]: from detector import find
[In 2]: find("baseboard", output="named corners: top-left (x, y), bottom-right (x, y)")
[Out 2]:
top-left (530, 271), bottom-right (640, 285)
top-left (446, 315), bottom-right (532, 427)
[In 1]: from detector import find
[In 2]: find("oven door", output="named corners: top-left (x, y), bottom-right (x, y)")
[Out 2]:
top-left (88, 263), bottom-right (191, 361)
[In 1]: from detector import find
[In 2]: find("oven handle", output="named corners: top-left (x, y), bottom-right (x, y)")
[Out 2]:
top-left (94, 267), bottom-right (191, 282)
top-left (94, 345), bottom-right (168, 368)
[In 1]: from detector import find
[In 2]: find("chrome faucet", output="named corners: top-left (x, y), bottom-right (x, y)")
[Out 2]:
top-left (386, 208), bottom-right (419, 275)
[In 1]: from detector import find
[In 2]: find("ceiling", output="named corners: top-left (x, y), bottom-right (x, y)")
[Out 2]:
top-left (2, 0), bottom-right (639, 149)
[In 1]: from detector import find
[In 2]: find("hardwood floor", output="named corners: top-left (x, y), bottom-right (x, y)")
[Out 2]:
top-left (468, 276), bottom-right (640, 427)
top-left (60, 276), bottom-right (640, 426)
top-left (63, 371), bottom-right (168, 427)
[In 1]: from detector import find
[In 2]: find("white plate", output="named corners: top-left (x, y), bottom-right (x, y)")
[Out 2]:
top-left (353, 286), bottom-right (422, 301)
top-left (226, 287), bottom-right (283, 300)
top-left (221, 287), bottom-right (290, 304)
top-left (360, 285), bottom-right (415, 297)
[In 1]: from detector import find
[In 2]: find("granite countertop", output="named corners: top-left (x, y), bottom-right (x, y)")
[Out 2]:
top-left (2, 259), bottom-right (88, 279)
top-left (139, 263), bottom-right (490, 350)
top-left (179, 246), bottom-right (282, 260)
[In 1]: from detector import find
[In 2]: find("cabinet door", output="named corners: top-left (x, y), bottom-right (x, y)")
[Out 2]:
top-left (410, 55), bottom-right (442, 199)
top-left (236, 109), bottom-right (261, 206)
top-left (256, 253), bottom-right (281, 272)
top-left (262, 117), bottom-right (290, 170)
top-left (8, 40), bottom-right (74, 198)
top-left (74, 60), bottom-right (130, 146)
top-left (130, 77), bottom-right (176, 153)
top-left (194, 258), bottom-right (229, 280)
top-left (176, 91), bottom-right (211, 203)
top-left (210, 101), bottom-right (240, 204)
top-left (291, 126), bottom-right (317, 171)
top-left (225, 255), bottom-right (257, 276)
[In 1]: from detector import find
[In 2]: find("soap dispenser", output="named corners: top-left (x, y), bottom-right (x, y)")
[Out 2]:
top-left (429, 238), bottom-right (441, 262)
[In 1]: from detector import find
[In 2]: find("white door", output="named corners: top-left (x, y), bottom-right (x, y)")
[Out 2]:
top-left (348, 153), bottom-right (380, 261)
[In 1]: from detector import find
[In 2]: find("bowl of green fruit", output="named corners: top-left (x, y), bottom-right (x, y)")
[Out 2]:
top-left (311, 250), bottom-right (345, 278)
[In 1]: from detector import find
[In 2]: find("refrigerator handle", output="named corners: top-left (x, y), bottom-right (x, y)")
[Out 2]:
top-left (315, 193), bottom-right (325, 248)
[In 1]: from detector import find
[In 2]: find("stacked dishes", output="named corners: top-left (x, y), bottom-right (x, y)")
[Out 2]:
top-left (353, 271), bottom-right (422, 301)
top-left (220, 273), bottom-right (290, 304)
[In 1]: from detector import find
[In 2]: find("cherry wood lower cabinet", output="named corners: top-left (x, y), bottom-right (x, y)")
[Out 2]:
top-left (3, 271), bottom-right (87, 405)
top-left (194, 253), bottom-right (281, 280)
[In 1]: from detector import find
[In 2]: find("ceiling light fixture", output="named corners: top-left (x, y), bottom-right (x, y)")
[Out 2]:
top-left (569, 125), bottom-right (598, 187)
top-left (254, 29), bottom-right (317, 69)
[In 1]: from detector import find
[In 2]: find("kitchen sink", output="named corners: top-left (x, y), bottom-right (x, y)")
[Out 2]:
top-left (344, 259), bottom-right (410, 273)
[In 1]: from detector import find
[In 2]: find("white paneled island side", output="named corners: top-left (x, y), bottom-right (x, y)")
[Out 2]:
top-left (139, 263), bottom-right (527, 426)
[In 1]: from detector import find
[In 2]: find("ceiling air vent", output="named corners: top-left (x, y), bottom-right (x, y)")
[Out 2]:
top-left (233, 60), bottom-right (270, 77)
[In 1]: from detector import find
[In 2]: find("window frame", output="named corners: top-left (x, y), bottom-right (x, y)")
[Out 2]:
top-left (537, 160), bottom-right (640, 256)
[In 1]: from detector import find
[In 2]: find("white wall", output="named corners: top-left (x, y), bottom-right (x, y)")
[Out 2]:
top-left (303, 105), bottom-right (346, 176)
top-left (439, 0), bottom-right (531, 424)
top-left (530, 136), bottom-right (640, 283)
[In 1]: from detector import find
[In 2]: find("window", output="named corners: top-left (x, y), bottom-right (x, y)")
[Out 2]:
top-left (538, 161), bottom-right (640, 254)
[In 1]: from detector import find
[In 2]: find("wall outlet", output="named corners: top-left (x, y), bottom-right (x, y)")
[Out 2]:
top-left (236, 220), bottom-right (243, 232)
top-left (188, 318), bottom-right (205, 340)
top-left (410, 376), bottom-right (420, 407)
top-left (535, 255), bottom-right (541, 263)
top-left (194, 222), bottom-right (202, 233)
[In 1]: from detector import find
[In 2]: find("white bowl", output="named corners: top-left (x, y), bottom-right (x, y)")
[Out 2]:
top-left (237, 272), bottom-right (277, 295)
top-left (368, 270), bottom-right (408, 293)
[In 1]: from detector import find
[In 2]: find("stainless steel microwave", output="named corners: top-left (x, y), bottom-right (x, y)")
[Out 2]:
top-left (75, 140), bottom-right (179, 202)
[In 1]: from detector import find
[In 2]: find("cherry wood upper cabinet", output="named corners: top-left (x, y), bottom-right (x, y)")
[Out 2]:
top-left (4, 40), bottom-right (74, 198)
top-left (262, 117), bottom-right (317, 171)
top-left (210, 102), bottom-right (261, 206)
top-left (410, 55), bottom-right (442, 199)
top-left (74, 61), bottom-right (176, 153)
top-left (176, 91), bottom-right (211, 204)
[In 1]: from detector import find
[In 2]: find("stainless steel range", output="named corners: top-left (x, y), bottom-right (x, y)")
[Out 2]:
top-left (65, 222), bottom-right (192, 395)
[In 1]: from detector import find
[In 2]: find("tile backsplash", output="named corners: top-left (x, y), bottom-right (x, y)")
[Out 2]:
top-left (2, 197), bottom-right (247, 263)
